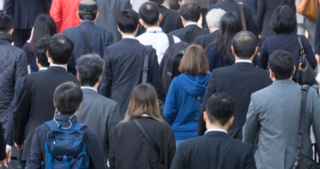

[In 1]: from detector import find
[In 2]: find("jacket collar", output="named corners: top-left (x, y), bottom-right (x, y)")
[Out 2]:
top-left (205, 131), bottom-right (230, 138)
top-left (0, 33), bottom-right (13, 44)
top-left (272, 79), bottom-right (295, 86)
top-left (81, 87), bottom-right (98, 93)
top-left (120, 38), bottom-right (140, 43)
top-left (47, 66), bottom-right (68, 72)
top-left (80, 21), bottom-right (94, 26)
top-left (232, 62), bottom-right (254, 67)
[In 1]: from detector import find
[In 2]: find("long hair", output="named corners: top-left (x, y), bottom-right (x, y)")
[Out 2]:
top-left (123, 84), bottom-right (164, 122)
top-left (213, 12), bottom-right (242, 65)
top-left (27, 14), bottom-right (57, 53)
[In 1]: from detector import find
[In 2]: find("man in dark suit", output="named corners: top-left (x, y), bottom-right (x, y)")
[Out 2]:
top-left (198, 31), bottom-right (272, 139)
top-left (13, 34), bottom-right (79, 168)
top-left (172, 93), bottom-right (256, 169)
top-left (3, 0), bottom-right (52, 48)
top-left (75, 54), bottom-right (120, 166)
top-left (208, 0), bottom-right (259, 36)
top-left (169, 3), bottom-right (209, 44)
top-left (99, 9), bottom-right (163, 119)
top-left (63, 0), bottom-right (114, 61)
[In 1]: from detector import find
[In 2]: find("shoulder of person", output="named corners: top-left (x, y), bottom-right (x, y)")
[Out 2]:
top-left (82, 124), bottom-right (98, 139)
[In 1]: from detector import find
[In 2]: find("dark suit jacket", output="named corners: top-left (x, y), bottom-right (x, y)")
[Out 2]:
top-left (171, 131), bottom-right (256, 169)
top-left (4, 0), bottom-right (52, 30)
top-left (99, 38), bottom-right (164, 118)
top-left (169, 25), bottom-right (210, 44)
top-left (208, 0), bottom-right (259, 36)
top-left (256, 0), bottom-right (295, 38)
top-left (314, 9), bottom-right (320, 55)
top-left (194, 29), bottom-right (219, 49)
top-left (13, 66), bottom-right (79, 161)
top-left (63, 21), bottom-right (114, 60)
top-left (198, 62), bottom-right (272, 139)
top-left (159, 5), bottom-right (183, 34)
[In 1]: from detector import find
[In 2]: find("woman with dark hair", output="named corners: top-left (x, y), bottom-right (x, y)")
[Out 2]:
top-left (205, 12), bottom-right (242, 71)
top-left (22, 14), bottom-right (57, 73)
top-left (109, 84), bottom-right (176, 169)
top-left (259, 5), bottom-right (317, 82)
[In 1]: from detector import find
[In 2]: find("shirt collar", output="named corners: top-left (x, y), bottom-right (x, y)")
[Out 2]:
top-left (39, 67), bottom-right (48, 71)
top-left (81, 86), bottom-right (97, 92)
top-left (205, 128), bottom-right (228, 135)
top-left (185, 22), bottom-right (199, 27)
top-left (146, 27), bottom-right (163, 33)
top-left (122, 35), bottom-right (136, 39)
top-left (212, 28), bottom-right (218, 33)
top-left (50, 64), bottom-right (67, 71)
top-left (235, 59), bottom-right (252, 64)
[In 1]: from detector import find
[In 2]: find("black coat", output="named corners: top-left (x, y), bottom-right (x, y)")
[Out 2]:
top-left (99, 38), bottom-right (164, 118)
top-left (198, 62), bottom-right (272, 139)
top-left (0, 124), bottom-right (5, 161)
top-left (13, 66), bottom-right (79, 161)
top-left (109, 117), bottom-right (176, 169)
top-left (208, 0), bottom-right (259, 36)
top-left (22, 42), bottom-right (38, 73)
top-left (159, 5), bottom-right (184, 34)
top-left (194, 29), bottom-right (218, 49)
top-left (169, 25), bottom-right (210, 44)
top-left (171, 131), bottom-right (256, 169)
top-left (256, 0), bottom-right (295, 38)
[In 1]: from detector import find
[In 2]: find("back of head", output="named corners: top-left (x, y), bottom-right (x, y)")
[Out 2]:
top-left (179, 44), bottom-right (209, 75)
top-left (149, 0), bottom-right (164, 5)
top-left (268, 50), bottom-right (294, 80)
top-left (0, 13), bottom-right (13, 34)
top-left (47, 34), bottom-right (74, 64)
top-left (78, 0), bottom-right (98, 21)
top-left (168, 0), bottom-right (180, 10)
top-left (76, 54), bottom-right (104, 87)
top-left (139, 2), bottom-right (159, 26)
top-left (117, 9), bottom-right (139, 33)
top-left (206, 93), bottom-right (236, 126)
top-left (271, 5), bottom-right (297, 34)
top-left (34, 35), bottom-right (50, 67)
top-left (232, 31), bottom-right (257, 59)
top-left (206, 8), bottom-right (226, 29)
top-left (179, 3), bottom-right (201, 22)
top-left (54, 82), bottom-right (83, 115)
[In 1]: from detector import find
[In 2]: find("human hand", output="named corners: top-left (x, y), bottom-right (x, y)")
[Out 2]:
top-left (15, 140), bottom-right (25, 150)
top-left (258, 34), bottom-right (262, 39)
top-left (315, 54), bottom-right (320, 65)
top-left (0, 158), bottom-right (8, 168)
top-left (5, 149), bottom-right (11, 164)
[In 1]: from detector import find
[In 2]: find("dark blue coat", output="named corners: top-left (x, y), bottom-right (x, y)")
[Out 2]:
top-left (206, 43), bottom-right (227, 72)
top-left (63, 21), bottom-right (114, 60)
top-left (22, 42), bottom-right (38, 73)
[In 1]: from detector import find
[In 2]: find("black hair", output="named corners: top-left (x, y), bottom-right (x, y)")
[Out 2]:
top-left (117, 9), bottom-right (139, 33)
top-left (28, 14), bottom-right (57, 53)
top-left (47, 34), bottom-right (74, 64)
top-left (270, 5), bottom-right (297, 34)
top-left (213, 12), bottom-right (242, 65)
top-left (232, 31), bottom-right (257, 59)
top-left (0, 13), bottom-right (13, 33)
top-left (149, 0), bottom-right (164, 5)
top-left (34, 35), bottom-right (50, 67)
top-left (206, 93), bottom-right (236, 126)
top-left (268, 50), bottom-right (294, 80)
top-left (54, 82), bottom-right (83, 115)
top-left (179, 3), bottom-right (201, 22)
top-left (76, 54), bottom-right (104, 87)
top-left (139, 2), bottom-right (159, 26)
top-left (168, 0), bottom-right (180, 10)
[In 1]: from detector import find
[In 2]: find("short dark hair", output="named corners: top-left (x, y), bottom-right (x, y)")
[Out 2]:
top-left (232, 31), bottom-right (258, 59)
top-left (78, 0), bottom-right (98, 21)
top-left (76, 54), bottom-right (104, 87)
top-left (179, 3), bottom-right (201, 22)
top-left (0, 13), bottom-right (13, 33)
top-left (34, 36), bottom-right (50, 67)
top-left (179, 45), bottom-right (209, 75)
top-left (270, 5), bottom-right (297, 34)
top-left (206, 93), bottom-right (236, 126)
top-left (149, 0), bottom-right (164, 5)
top-left (117, 9), bottom-right (139, 33)
top-left (54, 82), bottom-right (83, 115)
top-left (268, 50), bottom-right (294, 80)
top-left (139, 2), bottom-right (159, 26)
top-left (47, 34), bottom-right (74, 64)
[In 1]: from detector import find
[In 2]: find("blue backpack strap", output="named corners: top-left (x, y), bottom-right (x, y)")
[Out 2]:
top-left (73, 122), bottom-right (87, 130)
top-left (44, 120), bottom-right (59, 130)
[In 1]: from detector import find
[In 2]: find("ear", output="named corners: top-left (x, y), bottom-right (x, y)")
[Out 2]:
top-left (77, 103), bottom-right (82, 111)
top-left (95, 12), bottom-right (99, 20)
top-left (139, 19), bottom-right (144, 27)
top-left (159, 13), bottom-right (163, 22)
top-left (77, 74), bottom-right (80, 82)
top-left (208, 22), bottom-right (212, 30)
top-left (228, 116), bottom-right (234, 126)
top-left (53, 102), bottom-right (57, 108)
top-left (97, 76), bottom-right (102, 84)
top-left (253, 46), bottom-right (258, 56)
top-left (135, 24), bottom-right (140, 32)
top-left (231, 46), bottom-right (236, 56)
top-left (77, 11), bottom-right (80, 20)
top-left (269, 69), bottom-right (274, 79)
top-left (9, 28), bottom-right (14, 35)
top-left (46, 51), bottom-right (50, 59)
top-left (36, 58), bottom-right (39, 65)
top-left (203, 111), bottom-right (208, 123)
top-left (292, 65), bottom-right (296, 75)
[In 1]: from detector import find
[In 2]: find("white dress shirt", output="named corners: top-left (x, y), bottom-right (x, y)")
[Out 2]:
top-left (137, 27), bottom-right (181, 63)
top-left (122, 35), bottom-right (136, 39)
top-left (50, 64), bottom-right (67, 71)
top-left (235, 59), bottom-right (252, 64)
top-left (185, 22), bottom-right (199, 27)
top-left (81, 86), bottom-right (97, 92)
top-left (205, 128), bottom-right (228, 135)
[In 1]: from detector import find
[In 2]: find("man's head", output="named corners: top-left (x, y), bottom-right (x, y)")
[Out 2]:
top-left (204, 93), bottom-right (236, 129)
top-left (206, 9), bottom-right (226, 33)
top-left (117, 9), bottom-right (140, 35)
top-left (0, 13), bottom-right (13, 35)
top-left (179, 3), bottom-right (201, 24)
top-left (34, 36), bottom-right (50, 68)
top-left (78, 0), bottom-right (99, 22)
top-left (47, 34), bottom-right (74, 65)
top-left (231, 31), bottom-right (258, 60)
top-left (148, 0), bottom-right (164, 5)
top-left (54, 82), bottom-right (83, 115)
top-left (76, 54), bottom-right (104, 87)
top-left (139, 2), bottom-right (162, 27)
top-left (268, 50), bottom-right (295, 81)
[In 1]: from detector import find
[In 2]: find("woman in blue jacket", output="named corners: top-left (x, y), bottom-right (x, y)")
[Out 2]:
top-left (164, 45), bottom-right (210, 146)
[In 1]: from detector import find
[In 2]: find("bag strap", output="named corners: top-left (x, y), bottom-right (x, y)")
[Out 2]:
top-left (162, 123), bottom-right (169, 169)
top-left (73, 122), bottom-right (88, 130)
top-left (167, 34), bottom-right (174, 47)
top-left (297, 35), bottom-right (305, 84)
top-left (296, 85), bottom-right (309, 151)
top-left (239, 2), bottom-right (247, 31)
top-left (78, 26), bottom-right (93, 53)
top-left (197, 96), bottom-right (203, 104)
top-left (142, 46), bottom-right (153, 84)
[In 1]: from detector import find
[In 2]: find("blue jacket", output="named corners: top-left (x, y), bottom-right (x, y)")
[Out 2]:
top-left (164, 73), bottom-right (211, 141)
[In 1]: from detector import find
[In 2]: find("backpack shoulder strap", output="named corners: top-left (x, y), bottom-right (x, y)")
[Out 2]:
top-left (167, 34), bottom-right (174, 47)
top-left (162, 123), bottom-right (169, 169)
top-left (142, 46), bottom-right (153, 84)
top-left (78, 26), bottom-right (93, 53)
top-left (73, 122), bottom-right (88, 130)
top-left (296, 85), bottom-right (309, 150)
top-left (44, 120), bottom-right (59, 130)
top-left (239, 2), bottom-right (247, 31)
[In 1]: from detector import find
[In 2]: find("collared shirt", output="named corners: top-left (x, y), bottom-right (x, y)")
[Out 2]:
top-left (81, 86), bottom-right (97, 93)
top-left (235, 59), bottom-right (252, 64)
top-left (205, 128), bottom-right (228, 135)
top-left (211, 28), bottom-right (218, 33)
top-left (50, 64), bottom-right (67, 71)
top-left (185, 22), bottom-right (199, 27)
top-left (122, 35), bottom-right (136, 39)
top-left (39, 67), bottom-right (48, 71)
top-left (136, 27), bottom-right (181, 63)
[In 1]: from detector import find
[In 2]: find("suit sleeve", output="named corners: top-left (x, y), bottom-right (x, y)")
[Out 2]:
top-left (106, 33), bottom-right (114, 47)
top-left (256, 0), bottom-right (265, 35)
top-left (3, 0), bottom-right (13, 16)
top-left (164, 81), bottom-right (178, 126)
top-left (301, 36), bottom-right (317, 69)
top-left (242, 95), bottom-right (259, 146)
top-left (15, 52), bottom-right (28, 85)
top-left (108, 127), bottom-right (118, 169)
top-left (44, 0), bottom-right (52, 13)
top-left (0, 125), bottom-right (6, 161)
top-left (149, 50), bottom-right (164, 101)
top-left (170, 142), bottom-right (185, 169)
top-left (244, 146), bottom-right (257, 169)
top-left (106, 103), bottom-right (120, 150)
top-left (99, 48), bottom-right (113, 98)
top-left (50, 0), bottom-right (62, 32)
top-left (244, 5), bottom-right (259, 36)
top-left (258, 39), bottom-right (268, 69)
top-left (315, 9), bottom-right (320, 55)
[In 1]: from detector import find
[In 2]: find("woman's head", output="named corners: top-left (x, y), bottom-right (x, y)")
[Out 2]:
top-left (270, 5), bottom-right (297, 34)
top-left (179, 45), bottom-right (209, 75)
top-left (28, 14), bottom-right (57, 53)
top-left (123, 84), bottom-right (163, 122)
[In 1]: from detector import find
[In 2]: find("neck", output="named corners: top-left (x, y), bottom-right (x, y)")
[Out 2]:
top-left (235, 56), bottom-right (253, 62)
top-left (209, 27), bottom-right (217, 33)
top-left (81, 83), bottom-right (99, 90)
top-left (145, 23), bottom-right (160, 29)
top-left (121, 33), bottom-right (136, 37)
top-left (184, 20), bottom-right (195, 27)
top-left (206, 123), bottom-right (229, 131)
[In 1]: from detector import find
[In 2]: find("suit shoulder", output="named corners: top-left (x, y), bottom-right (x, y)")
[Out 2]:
top-left (63, 26), bottom-right (77, 35)
top-left (169, 28), bottom-right (183, 35)
top-left (89, 92), bottom-right (118, 107)
top-left (228, 138), bottom-right (253, 152)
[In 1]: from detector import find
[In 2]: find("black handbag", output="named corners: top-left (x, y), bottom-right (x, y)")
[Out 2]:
top-left (290, 86), bottom-right (320, 169)
top-left (297, 36), bottom-right (316, 86)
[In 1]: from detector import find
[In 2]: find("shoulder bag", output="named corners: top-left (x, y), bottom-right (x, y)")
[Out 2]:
top-left (297, 0), bottom-right (319, 22)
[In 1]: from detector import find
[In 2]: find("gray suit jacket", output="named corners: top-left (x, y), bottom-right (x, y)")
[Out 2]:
top-left (243, 80), bottom-right (320, 169)
top-left (76, 88), bottom-right (120, 164)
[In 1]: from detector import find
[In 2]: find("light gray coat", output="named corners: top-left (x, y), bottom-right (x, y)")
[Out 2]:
top-left (243, 80), bottom-right (320, 169)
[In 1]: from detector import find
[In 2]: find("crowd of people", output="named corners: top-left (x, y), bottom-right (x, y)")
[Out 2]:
top-left (0, 0), bottom-right (320, 169)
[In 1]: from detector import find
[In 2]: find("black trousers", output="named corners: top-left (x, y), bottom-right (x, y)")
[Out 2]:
top-left (12, 29), bottom-right (32, 49)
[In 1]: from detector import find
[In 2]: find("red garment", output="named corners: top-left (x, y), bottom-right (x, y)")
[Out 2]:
top-left (50, 0), bottom-right (82, 33)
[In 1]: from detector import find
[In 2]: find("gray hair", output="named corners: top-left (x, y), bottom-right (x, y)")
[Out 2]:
top-left (206, 8), bottom-right (226, 29)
